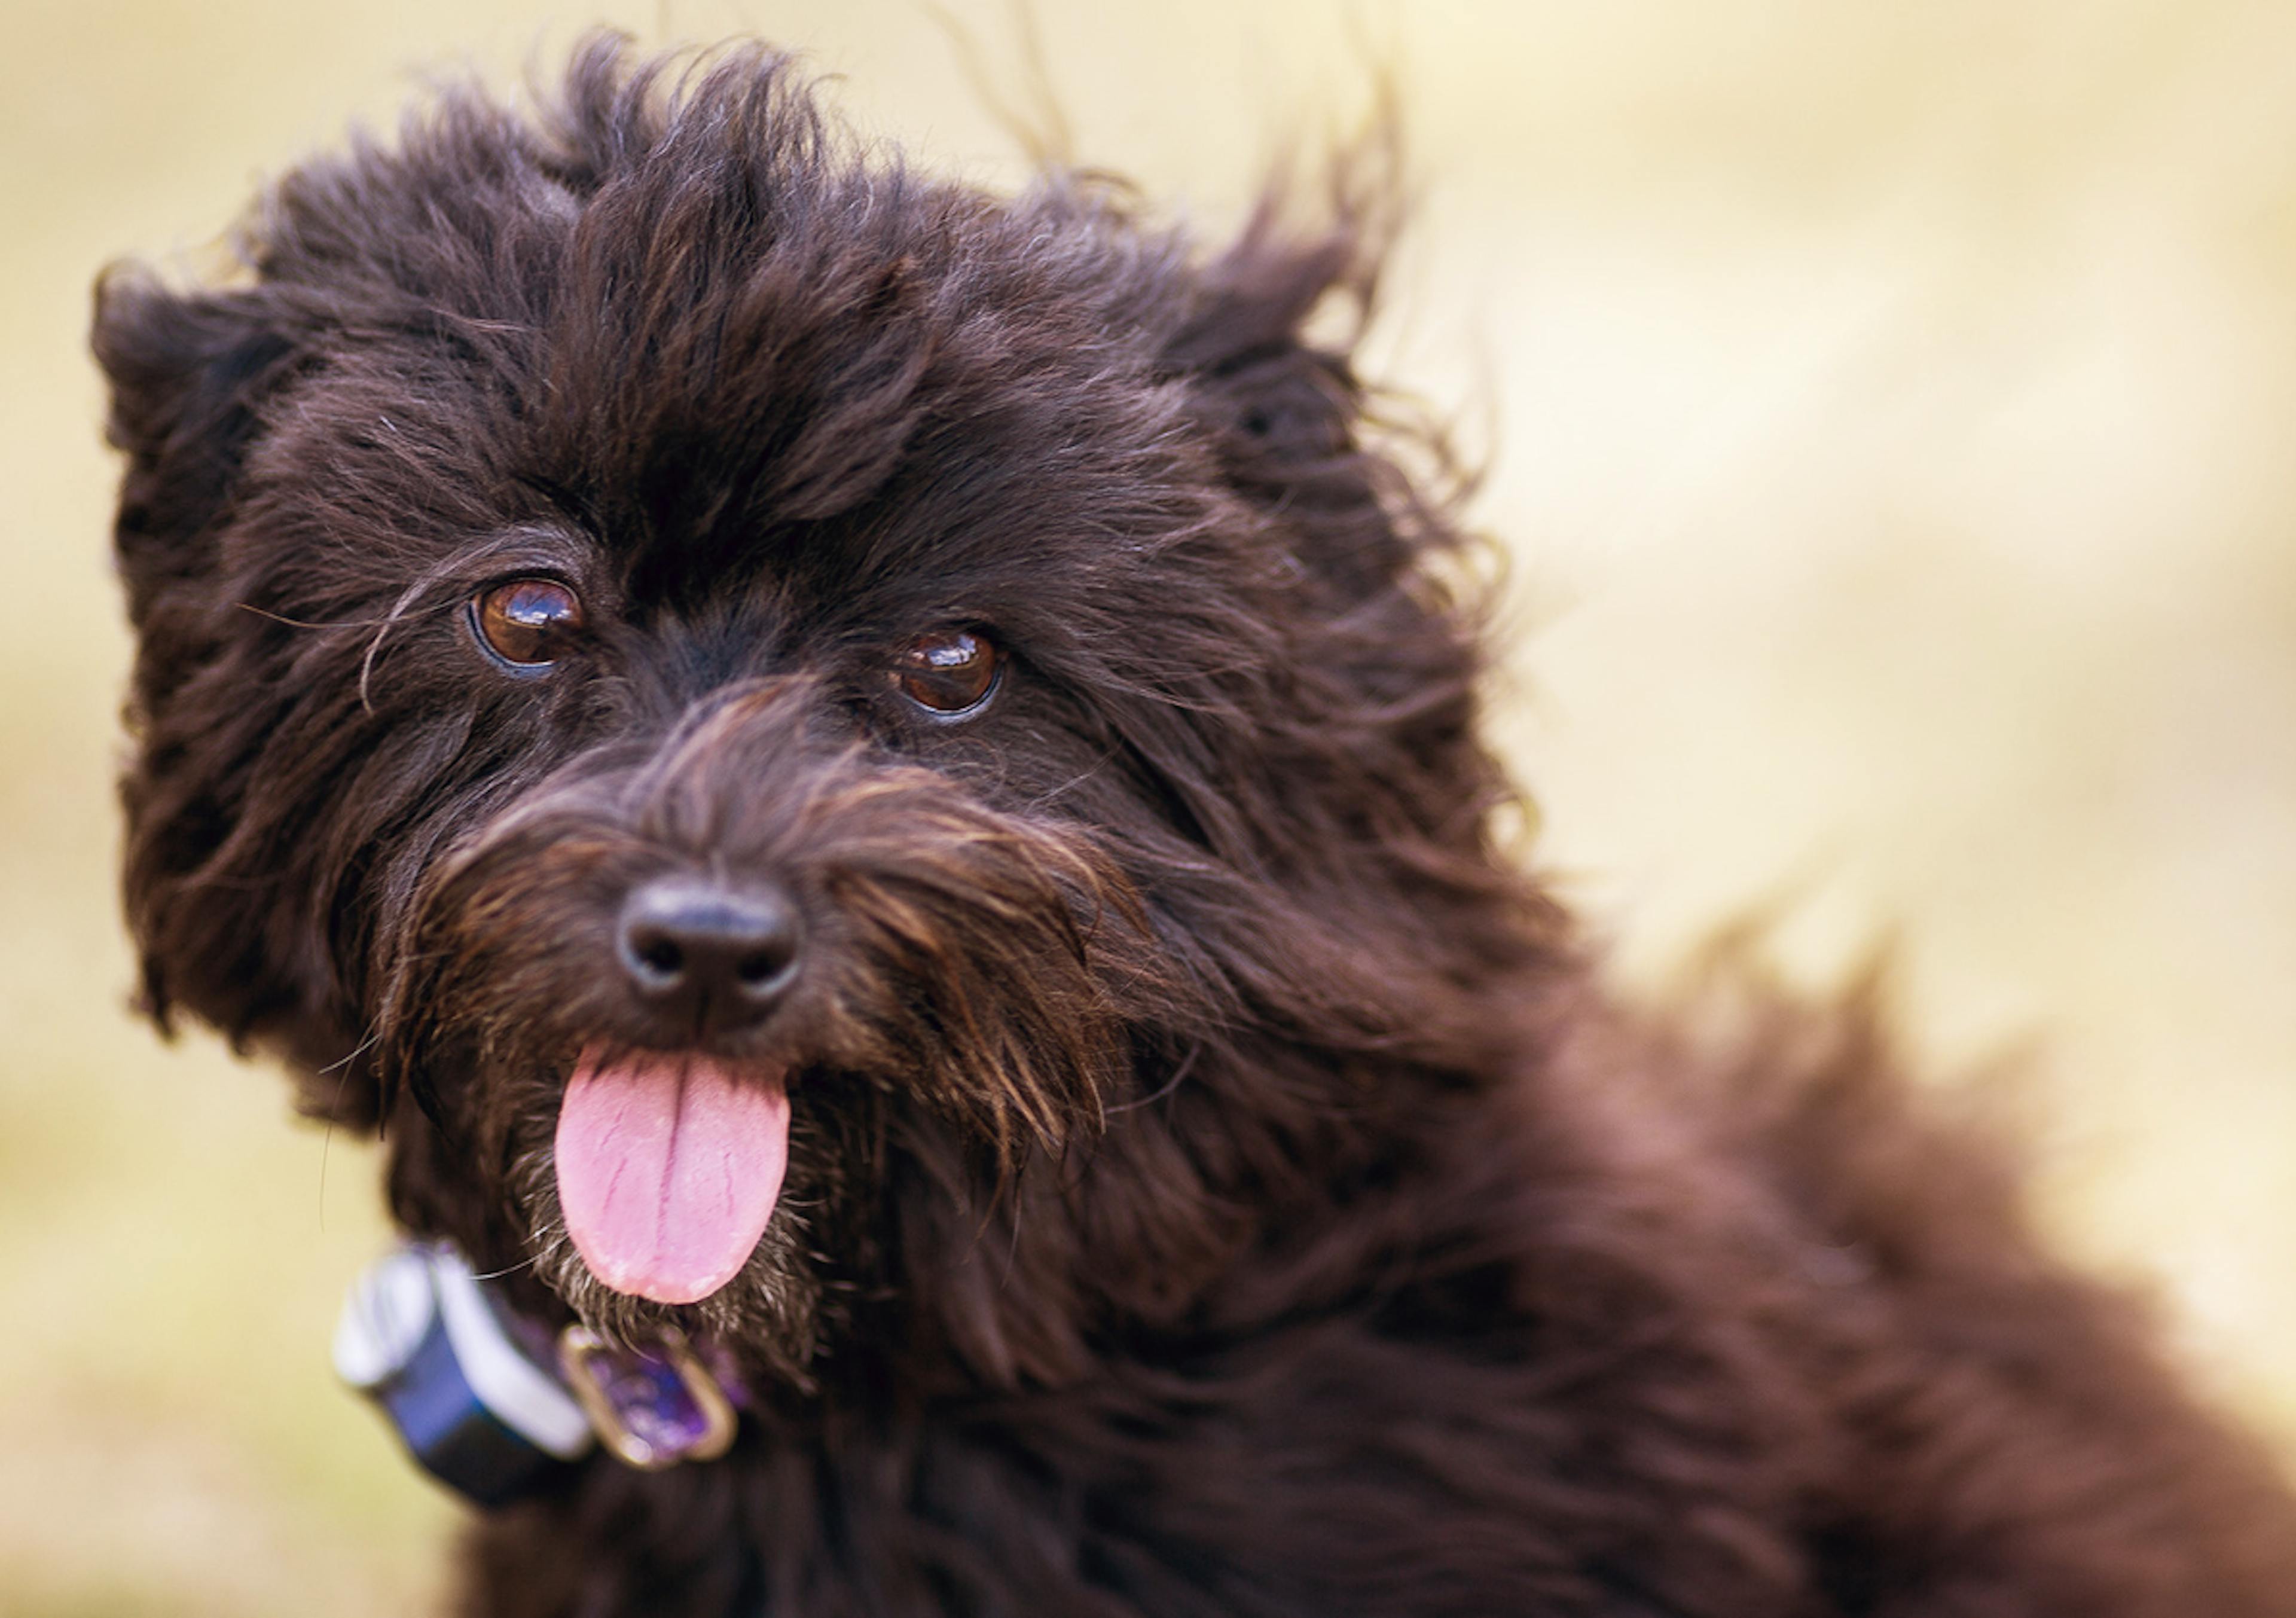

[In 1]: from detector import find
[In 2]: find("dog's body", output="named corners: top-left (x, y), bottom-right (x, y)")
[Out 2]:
top-left (94, 40), bottom-right (2296, 1617)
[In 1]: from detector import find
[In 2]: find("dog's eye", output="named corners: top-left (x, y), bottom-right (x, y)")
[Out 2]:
top-left (471, 579), bottom-right (584, 668)
top-left (893, 630), bottom-right (1000, 716)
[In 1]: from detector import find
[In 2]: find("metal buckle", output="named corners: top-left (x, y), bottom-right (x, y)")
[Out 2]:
top-left (556, 1324), bottom-right (739, 1470)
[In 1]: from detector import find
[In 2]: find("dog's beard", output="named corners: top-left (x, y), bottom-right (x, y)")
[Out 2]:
top-left (371, 683), bottom-right (1158, 1373)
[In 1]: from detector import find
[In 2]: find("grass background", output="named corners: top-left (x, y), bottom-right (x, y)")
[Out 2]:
top-left (4, 1), bottom-right (2293, 1610)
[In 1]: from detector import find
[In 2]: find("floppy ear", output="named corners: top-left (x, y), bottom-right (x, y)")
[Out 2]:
top-left (1163, 198), bottom-right (1427, 605)
top-left (89, 271), bottom-right (379, 1121)
top-left (90, 269), bottom-right (306, 626)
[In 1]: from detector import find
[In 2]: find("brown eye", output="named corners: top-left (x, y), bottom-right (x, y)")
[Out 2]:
top-left (893, 630), bottom-right (1000, 716)
top-left (472, 578), bottom-right (584, 668)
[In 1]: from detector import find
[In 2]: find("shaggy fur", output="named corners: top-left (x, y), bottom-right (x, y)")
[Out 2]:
top-left (94, 38), bottom-right (2296, 1617)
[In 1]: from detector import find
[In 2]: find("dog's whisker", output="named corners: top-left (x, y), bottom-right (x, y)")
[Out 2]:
top-left (236, 602), bottom-right (391, 630)
top-left (465, 1253), bottom-right (542, 1283)
top-left (356, 561), bottom-right (460, 716)
top-left (1104, 1038), bottom-right (1202, 1116)
top-left (316, 1028), bottom-right (383, 1075)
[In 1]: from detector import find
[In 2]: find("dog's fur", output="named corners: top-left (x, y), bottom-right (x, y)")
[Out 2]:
top-left (93, 38), bottom-right (2296, 1617)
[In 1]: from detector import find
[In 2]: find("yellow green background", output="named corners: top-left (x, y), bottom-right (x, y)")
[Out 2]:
top-left (5, 2), bottom-right (2293, 1611)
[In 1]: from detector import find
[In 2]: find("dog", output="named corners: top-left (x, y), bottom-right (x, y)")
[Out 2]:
top-left (91, 36), bottom-right (2296, 1617)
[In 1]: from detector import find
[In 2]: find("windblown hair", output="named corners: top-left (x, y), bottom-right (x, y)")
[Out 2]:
top-left (94, 37), bottom-right (2296, 1618)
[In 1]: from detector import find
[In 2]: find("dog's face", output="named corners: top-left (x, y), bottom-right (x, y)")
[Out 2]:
top-left (93, 42), bottom-right (1524, 1383)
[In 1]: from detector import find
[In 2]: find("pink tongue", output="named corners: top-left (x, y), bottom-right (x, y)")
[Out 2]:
top-left (554, 1049), bottom-right (790, 1305)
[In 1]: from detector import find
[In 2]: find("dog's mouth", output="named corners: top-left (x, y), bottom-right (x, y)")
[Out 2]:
top-left (551, 1046), bottom-right (792, 1306)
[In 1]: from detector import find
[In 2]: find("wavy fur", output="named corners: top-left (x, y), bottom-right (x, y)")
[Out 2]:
top-left (94, 37), bottom-right (2296, 1618)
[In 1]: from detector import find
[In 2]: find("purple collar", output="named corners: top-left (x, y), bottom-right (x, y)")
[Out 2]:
top-left (334, 1244), bottom-right (745, 1505)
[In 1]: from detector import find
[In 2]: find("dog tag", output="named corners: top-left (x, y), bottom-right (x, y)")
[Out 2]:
top-left (557, 1325), bottom-right (738, 1469)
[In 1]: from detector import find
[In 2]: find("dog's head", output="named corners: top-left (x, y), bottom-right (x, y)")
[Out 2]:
top-left (93, 39), bottom-right (1545, 1384)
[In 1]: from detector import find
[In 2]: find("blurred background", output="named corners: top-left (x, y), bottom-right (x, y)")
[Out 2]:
top-left (5, 1), bottom-right (2294, 1610)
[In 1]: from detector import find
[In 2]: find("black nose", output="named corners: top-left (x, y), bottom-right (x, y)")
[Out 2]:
top-left (615, 875), bottom-right (802, 1037)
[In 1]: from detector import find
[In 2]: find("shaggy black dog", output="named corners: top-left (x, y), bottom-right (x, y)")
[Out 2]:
top-left (93, 38), bottom-right (2296, 1617)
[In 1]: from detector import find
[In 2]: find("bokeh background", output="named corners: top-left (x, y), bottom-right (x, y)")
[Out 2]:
top-left (5, 1), bottom-right (2294, 1610)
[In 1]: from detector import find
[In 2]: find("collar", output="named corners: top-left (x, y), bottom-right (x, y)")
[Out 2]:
top-left (333, 1242), bottom-right (745, 1506)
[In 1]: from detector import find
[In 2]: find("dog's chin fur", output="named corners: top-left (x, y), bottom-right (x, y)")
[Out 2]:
top-left (93, 32), bottom-right (2296, 1618)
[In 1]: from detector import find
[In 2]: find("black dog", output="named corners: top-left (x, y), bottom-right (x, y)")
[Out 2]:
top-left (93, 38), bottom-right (2296, 1617)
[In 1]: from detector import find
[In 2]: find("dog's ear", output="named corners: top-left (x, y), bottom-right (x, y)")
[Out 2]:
top-left (90, 271), bottom-right (379, 1124)
top-left (90, 268), bottom-right (306, 625)
top-left (1164, 200), bottom-right (1427, 604)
